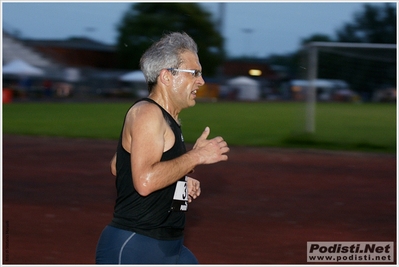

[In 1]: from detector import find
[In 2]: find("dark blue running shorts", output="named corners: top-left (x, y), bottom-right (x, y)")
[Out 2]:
top-left (95, 225), bottom-right (198, 264)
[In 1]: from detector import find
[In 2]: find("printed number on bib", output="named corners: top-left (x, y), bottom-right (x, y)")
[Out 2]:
top-left (170, 178), bottom-right (188, 212)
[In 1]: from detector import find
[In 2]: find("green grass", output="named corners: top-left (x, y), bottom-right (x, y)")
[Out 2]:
top-left (2, 101), bottom-right (396, 153)
top-left (298, 103), bottom-right (396, 152)
top-left (2, 102), bottom-right (132, 139)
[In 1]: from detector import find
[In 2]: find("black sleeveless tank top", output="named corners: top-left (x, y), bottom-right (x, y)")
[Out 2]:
top-left (109, 98), bottom-right (187, 240)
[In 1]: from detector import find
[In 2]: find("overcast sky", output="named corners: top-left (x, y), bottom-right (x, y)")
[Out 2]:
top-left (2, 1), bottom-right (389, 58)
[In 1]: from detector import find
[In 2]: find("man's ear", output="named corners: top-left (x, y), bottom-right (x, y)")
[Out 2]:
top-left (159, 69), bottom-right (172, 86)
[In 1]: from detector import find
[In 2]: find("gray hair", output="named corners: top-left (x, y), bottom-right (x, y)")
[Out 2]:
top-left (140, 32), bottom-right (198, 92)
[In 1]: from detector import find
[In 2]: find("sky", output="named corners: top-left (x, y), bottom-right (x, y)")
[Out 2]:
top-left (1, 1), bottom-right (391, 58)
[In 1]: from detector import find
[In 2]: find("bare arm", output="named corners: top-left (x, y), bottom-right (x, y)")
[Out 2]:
top-left (125, 103), bottom-right (229, 196)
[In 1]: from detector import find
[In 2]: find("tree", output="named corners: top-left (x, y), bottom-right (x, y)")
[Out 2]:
top-left (291, 4), bottom-right (396, 94)
top-left (266, 34), bottom-right (333, 81)
top-left (331, 3), bottom-right (396, 94)
top-left (336, 3), bottom-right (396, 44)
top-left (115, 3), bottom-right (225, 76)
top-left (301, 34), bottom-right (333, 45)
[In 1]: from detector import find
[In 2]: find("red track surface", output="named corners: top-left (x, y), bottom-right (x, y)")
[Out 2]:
top-left (2, 135), bottom-right (396, 264)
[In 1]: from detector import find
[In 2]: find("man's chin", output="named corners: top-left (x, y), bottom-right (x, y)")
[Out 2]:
top-left (188, 98), bottom-right (196, 107)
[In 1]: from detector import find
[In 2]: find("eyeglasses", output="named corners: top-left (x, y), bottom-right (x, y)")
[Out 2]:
top-left (167, 68), bottom-right (202, 78)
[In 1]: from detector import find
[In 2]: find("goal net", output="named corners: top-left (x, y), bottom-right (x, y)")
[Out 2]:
top-left (296, 42), bottom-right (396, 133)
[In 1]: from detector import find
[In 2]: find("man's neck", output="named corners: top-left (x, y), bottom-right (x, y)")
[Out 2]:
top-left (148, 91), bottom-right (180, 122)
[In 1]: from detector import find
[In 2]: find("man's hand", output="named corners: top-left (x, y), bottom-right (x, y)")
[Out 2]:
top-left (192, 127), bottom-right (229, 164)
top-left (187, 176), bottom-right (201, 203)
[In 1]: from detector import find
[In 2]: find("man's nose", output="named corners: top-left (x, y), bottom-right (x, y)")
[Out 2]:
top-left (197, 76), bottom-right (205, 86)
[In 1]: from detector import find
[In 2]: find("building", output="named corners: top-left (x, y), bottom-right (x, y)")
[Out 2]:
top-left (3, 30), bottom-right (284, 100)
top-left (24, 37), bottom-right (117, 69)
top-left (222, 59), bottom-right (278, 80)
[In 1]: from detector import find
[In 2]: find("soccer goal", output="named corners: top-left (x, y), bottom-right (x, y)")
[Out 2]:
top-left (300, 41), bottom-right (396, 133)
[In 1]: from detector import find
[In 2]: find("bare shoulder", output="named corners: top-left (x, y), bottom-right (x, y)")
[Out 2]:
top-left (122, 100), bottom-right (166, 152)
top-left (126, 100), bottom-right (162, 122)
top-left (124, 100), bottom-right (166, 132)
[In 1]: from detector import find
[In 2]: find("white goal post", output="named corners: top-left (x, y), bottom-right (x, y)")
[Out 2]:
top-left (303, 42), bottom-right (396, 133)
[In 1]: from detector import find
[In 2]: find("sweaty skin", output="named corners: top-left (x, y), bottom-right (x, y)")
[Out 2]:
top-left (110, 51), bottom-right (229, 199)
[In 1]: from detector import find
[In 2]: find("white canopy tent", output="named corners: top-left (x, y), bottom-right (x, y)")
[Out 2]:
top-left (119, 70), bottom-right (146, 82)
top-left (226, 76), bottom-right (260, 101)
top-left (119, 70), bottom-right (148, 98)
top-left (3, 59), bottom-right (44, 77)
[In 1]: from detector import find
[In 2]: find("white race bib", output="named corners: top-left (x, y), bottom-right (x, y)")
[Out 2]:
top-left (173, 180), bottom-right (188, 201)
top-left (170, 177), bottom-right (188, 212)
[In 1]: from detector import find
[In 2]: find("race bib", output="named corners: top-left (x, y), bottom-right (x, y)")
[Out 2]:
top-left (170, 178), bottom-right (188, 212)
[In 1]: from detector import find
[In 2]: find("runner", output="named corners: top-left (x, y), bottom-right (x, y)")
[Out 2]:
top-left (95, 31), bottom-right (229, 264)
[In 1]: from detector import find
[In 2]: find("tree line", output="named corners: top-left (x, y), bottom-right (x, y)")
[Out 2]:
top-left (115, 3), bottom-right (396, 94)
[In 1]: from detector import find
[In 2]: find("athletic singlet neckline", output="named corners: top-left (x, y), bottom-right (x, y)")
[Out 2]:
top-left (121, 98), bottom-right (181, 155)
top-left (142, 98), bottom-right (181, 127)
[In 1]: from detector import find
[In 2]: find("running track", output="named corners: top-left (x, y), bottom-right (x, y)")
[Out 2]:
top-left (2, 135), bottom-right (396, 264)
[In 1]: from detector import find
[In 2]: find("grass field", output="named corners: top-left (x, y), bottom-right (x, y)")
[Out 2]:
top-left (2, 101), bottom-right (396, 153)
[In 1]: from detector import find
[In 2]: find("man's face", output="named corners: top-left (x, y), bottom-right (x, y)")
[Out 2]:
top-left (170, 51), bottom-right (205, 109)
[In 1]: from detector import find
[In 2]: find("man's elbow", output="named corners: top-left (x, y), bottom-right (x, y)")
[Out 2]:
top-left (110, 154), bottom-right (117, 176)
top-left (135, 185), bottom-right (152, 197)
top-left (133, 178), bottom-right (153, 197)
top-left (111, 165), bottom-right (117, 176)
